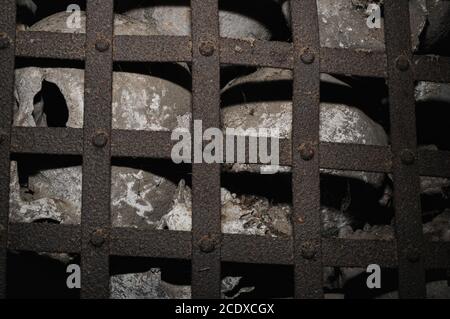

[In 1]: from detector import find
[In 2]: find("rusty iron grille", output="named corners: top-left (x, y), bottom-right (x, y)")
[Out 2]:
top-left (1, 0), bottom-right (450, 299)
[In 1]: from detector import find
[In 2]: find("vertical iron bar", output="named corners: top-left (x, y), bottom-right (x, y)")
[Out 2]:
top-left (384, 0), bottom-right (426, 298)
top-left (81, 0), bottom-right (114, 299)
top-left (0, 0), bottom-right (16, 299)
top-left (191, 0), bottom-right (222, 298)
top-left (290, 0), bottom-right (323, 298)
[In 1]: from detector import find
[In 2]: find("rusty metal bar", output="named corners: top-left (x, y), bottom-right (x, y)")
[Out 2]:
top-left (0, 0), bottom-right (16, 298)
top-left (80, 0), bottom-right (114, 299)
top-left (10, 129), bottom-right (450, 178)
top-left (7, 222), bottom-right (450, 270)
top-left (114, 35), bottom-right (191, 62)
top-left (384, 0), bottom-right (426, 298)
top-left (110, 228), bottom-right (192, 260)
top-left (11, 127), bottom-right (83, 155)
top-left (1, 0), bottom-right (449, 300)
top-left (413, 55), bottom-right (450, 83)
top-left (8, 223), bottom-right (81, 254)
top-left (16, 31), bottom-right (85, 60)
top-left (418, 150), bottom-right (450, 178)
top-left (290, 0), bottom-right (323, 299)
top-left (13, 31), bottom-right (449, 80)
top-left (111, 130), bottom-right (174, 159)
top-left (190, 0), bottom-right (222, 299)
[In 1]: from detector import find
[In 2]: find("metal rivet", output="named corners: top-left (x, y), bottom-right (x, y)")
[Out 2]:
top-left (400, 149), bottom-right (415, 165)
top-left (396, 55), bottom-right (410, 71)
top-left (198, 235), bottom-right (217, 253)
top-left (406, 246), bottom-right (421, 263)
top-left (90, 228), bottom-right (106, 247)
top-left (300, 48), bottom-right (315, 64)
top-left (301, 242), bottom-right (316, 260)
top-left (0, 32), bottom-right (11, 49)
top-left (199, 40), bottom-right (215, 57)
top-left (299, 142), bottom-right (315, 161)
top-left (92, 132), bottom-right (108, 148)
top-left (95, 38), bottom-right (110, 52)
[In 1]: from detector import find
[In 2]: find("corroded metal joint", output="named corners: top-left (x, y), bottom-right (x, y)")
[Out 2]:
top-left (0, 32), bottom-right (11, 49)
top-left (406, 245), bottom-right (421, 263)
top-left (198, 234), bottom-right (220, 253)
top-left (90, 228), bottom-right (107, 247)
top-left (400, 149), bottom-right (416, 165)
top-left (95, 38), bottom-right (110, 52)
top-left (395, 55), bottom-right (410, 71)
top-left (199, 39), bottom-right (215, 57)
top-left (300, 47), bottom-right (315, 64)
top-left (0, 131), bottom-right (6, 145)
top-left (92, 131), bottom-right (109, 148)
top-left (299, 142), bottom-right (315, 161)
top-left (301, 241), bottom-right (317, 260)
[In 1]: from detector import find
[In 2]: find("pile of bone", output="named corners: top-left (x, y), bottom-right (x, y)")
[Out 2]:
top-left (11, 1), bottom-right (450, 299)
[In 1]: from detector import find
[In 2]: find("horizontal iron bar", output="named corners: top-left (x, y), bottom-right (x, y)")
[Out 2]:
top-left (110, 227), bottom-right (192, 259)
top-left (114, 35), bottom-right (192, 62)
top-left (319, 143), bottom-right (392, 173)
top-left (9, 129), bottom-right (450, 177)
top-left (418, 149), bottom-right (450, 178)
top-left (8, 223), bottom-right (81, 253)
top-left (111, 130), bottom-right (174, 159)
top-left (413, 55), bottom-right (450, 83)
top-left (15, 32), bottom-right (449, 81)
top-left (11, 127), bottom-right (83, 155)
top-left (221, 234), bottom-right (293, 265)
top-left (7, 224), bottom-right (449, 269)
top-left (322, 238), bottom-right (397, 268)
top-left (16, 31), bottom-right (85, 60)
top-left (321, 48), bottom-right (387, 78)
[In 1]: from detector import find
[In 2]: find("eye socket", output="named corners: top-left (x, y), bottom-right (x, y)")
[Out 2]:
top-left (32, 80), bottom-right (69, 128)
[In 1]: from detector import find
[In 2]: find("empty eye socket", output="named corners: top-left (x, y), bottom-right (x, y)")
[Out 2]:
top-left (32, 80), bottom-right (69, 128)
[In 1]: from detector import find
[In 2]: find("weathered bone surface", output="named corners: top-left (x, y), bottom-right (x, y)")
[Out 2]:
top-left (30, 11), bottom-right (159, 35)
top-left (158, 180), bottom-right (292, 236)
top-left (277, 0), bottom-right (450, 52)
top-left (415, 81), bottom-right (450, 104)
top-left (15, 67), bottom-right (191, 131)
top-left (111, 270), bottom-right (254, 299)
top-left (121, 0), bottom-right (278, 40)
top-left (10, 162), bottom-right (178, 228)
top-left (221, 68), bottom-right (389, 187)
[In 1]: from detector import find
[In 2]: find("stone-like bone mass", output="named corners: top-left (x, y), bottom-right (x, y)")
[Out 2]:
top-left (221, 68), bottom-right (389, 187)
top-left (14, 68), bottom-right (192, 131)
top-left (277, 0), bottom-right (448, 52)
top-left (121, 0), bottom-right (279, 40)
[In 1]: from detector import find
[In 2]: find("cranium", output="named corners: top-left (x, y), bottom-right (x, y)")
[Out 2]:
top-left (277, 0), bottom-right (450, 53)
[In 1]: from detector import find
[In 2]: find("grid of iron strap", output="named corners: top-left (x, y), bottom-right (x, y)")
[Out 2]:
top-left (0, 0), bottom-right (450, 298)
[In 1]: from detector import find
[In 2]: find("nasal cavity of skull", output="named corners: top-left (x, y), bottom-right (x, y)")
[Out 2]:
top-left (32, 80), bottom-right (69, 127)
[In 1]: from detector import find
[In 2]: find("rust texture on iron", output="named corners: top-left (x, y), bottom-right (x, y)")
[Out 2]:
top-left (0, 0), bottom-right (449, 299)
